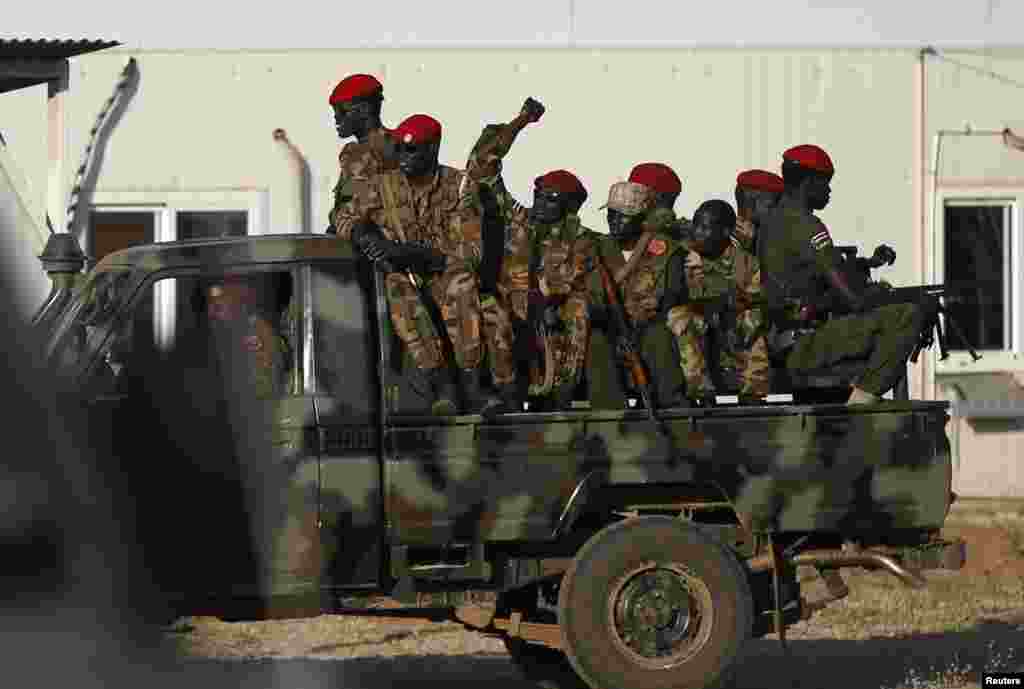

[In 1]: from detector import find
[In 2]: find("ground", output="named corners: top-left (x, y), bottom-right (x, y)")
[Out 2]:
top-left (167, 499), bottom-right (1024, 689)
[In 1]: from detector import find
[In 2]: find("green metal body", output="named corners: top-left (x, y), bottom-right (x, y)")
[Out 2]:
top-left (42, 235), bottom-right (954, 610)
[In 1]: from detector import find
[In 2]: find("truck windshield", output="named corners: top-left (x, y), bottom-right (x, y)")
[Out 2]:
top-left (47, 269), bottom-right (138, 374)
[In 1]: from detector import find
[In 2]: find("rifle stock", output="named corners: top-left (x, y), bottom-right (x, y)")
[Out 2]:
top-left (595, 256), bottom-right (657, 418)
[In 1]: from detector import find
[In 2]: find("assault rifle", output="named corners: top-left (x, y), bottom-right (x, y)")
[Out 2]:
top-left (595, 255), bottom-right (659, 422)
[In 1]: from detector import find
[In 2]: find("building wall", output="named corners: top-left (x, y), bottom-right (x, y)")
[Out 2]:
top-left (5, 48), bottom-right (918, 278)
top-left (922, 49), bottom-right (1024, 497)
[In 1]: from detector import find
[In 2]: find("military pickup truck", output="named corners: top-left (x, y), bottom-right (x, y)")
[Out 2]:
top-left (39, 233), bottom-right (965, 689)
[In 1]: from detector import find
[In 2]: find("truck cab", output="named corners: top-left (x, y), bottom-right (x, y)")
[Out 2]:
top-left (43, 234), bottom-right (965, 689)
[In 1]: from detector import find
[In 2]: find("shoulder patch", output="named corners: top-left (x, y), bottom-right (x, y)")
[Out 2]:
top-left (647, 238), bottom-right (667, 256)
top-left (809, 227), bottom-right (833, 251)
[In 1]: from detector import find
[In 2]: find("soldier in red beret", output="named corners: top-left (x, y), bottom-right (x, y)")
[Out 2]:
top-left (495, 168), bottom-right (604, 410)
top-left (334, 113), bottom-right (520, 416)
top-left (734, 169), bottom-right (784, 253)
top-left (327, 74), bottom-right (397, 235)
top-left (757, 144), bottom-right (923, 405)
top-left (627, 162), bottom-right (692, 241)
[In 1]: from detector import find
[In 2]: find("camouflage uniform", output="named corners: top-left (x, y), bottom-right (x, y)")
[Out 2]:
top-left (667, 238), bottom-right (770, 401)
top-left (207, 282), bottom-right (290, 399)
top-left (334, 165), bottom-right (515, 387)
top-left (711, 219), bottom-right (770, 398)
top-left (502, 211), bottom-right (601, 397)
top-left (238, 313), bottom-right (290, 398)
top-left (758, 197), bottom-right (920, 396)
top-left (329, 128), bottom-right (397, 234)
top-left (588, 226), bottom-right (688, 408)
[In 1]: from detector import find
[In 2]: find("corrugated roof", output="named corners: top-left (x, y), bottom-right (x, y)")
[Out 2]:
top-left (0, 39), bottom-right (119, 94)
top-left (0, 39), bottom-right (119, 60)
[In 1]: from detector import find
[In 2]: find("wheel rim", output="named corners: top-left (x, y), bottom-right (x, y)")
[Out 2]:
top-left (606, 560), bottom-right (715, 670)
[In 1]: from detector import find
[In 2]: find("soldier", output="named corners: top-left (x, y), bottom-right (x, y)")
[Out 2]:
top-left (204, 277), bottom-right (290, 400)
top-left (758, 144), bottom-right (923, 405)
top-left (627, 162), bottom-right (691, 240)
top-left (588, 181), bottom-right (688, 409)
top-left (733, 169), bottom-right (785, 253)
top-left (496, 169), bottom-right (602, 409)
top-left (709, 170), bottom-right (785, 401)
top-left (668, 200), bottom-right (769, 406)
top-left (334, 114), bottom-right (518, 416)
top-left (326, 73), bottom-right (396, 233)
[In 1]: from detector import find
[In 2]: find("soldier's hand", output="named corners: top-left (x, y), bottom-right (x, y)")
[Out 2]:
top-left (871, 244), bottom-right (897, 267)
top-left (521, 97), bottom-right (545, 124)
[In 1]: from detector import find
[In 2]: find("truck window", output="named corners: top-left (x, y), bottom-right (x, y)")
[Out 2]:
top-left (81, 270), bottom-right (297, 400)
top-left (310, 261), bottom-right (377, 416)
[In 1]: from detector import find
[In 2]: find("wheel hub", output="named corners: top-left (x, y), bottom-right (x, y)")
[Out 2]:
top-left (608, 562), bottom-right (713, 668)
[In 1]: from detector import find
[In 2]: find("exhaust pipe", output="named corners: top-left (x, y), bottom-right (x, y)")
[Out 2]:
top-left (272, 128), bottom-right (311, 234)
top-left (746, 548), bottom-right (927, 589)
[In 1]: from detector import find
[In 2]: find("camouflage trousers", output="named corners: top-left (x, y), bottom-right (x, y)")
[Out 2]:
top-left (526, 294), bottom-right (590, 398)
top-left (384, 268), bottom-right (516, 386)
top-left (667, 304), bottom-right (770, 398)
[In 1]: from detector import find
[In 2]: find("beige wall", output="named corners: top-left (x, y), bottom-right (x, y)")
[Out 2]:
top-left (5, 47), bottom-right (917, 278)
top-left (923, 50), bottom-right (1024, 497)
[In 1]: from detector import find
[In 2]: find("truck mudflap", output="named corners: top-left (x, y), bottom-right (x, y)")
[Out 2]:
top-left (745, 537), bottom-right (967, 588)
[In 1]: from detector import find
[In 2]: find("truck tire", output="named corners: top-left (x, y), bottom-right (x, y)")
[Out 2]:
top-left (557, 516), bottom-right (753, 689)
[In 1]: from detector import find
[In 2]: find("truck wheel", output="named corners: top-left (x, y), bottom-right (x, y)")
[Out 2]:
top-left (557, 516), bottom-right (753, 689)
top-left (503, 637), bottom-right (586, 688)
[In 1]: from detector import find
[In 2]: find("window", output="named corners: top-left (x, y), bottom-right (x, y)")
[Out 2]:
top-left (88, 211), bottom-right (156, 264)
top-left (937, 193), bottom-right (1024, 371)
top-left (177, 211), bottom-right (248, 240)
top-left (65, 270), bottom-right (297, 400)
top-left (310, 261), bottom-right (377, 417)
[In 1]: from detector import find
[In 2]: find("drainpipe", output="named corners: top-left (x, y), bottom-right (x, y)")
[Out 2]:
top-left (272, 128), bottom-right (311, 234)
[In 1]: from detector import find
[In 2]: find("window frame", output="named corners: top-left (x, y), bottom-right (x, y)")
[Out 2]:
top-left (80, 264), bottom-right (305, 399)
top-left (89, 190), bottom-right (268, 352)
top-left (934, 187), bottom-right (1024, 374)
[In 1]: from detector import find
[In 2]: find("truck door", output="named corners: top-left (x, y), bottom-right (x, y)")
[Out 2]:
top-left (308, 260), bottom-right (383, 589)
top-left (60, 268), bottom-right (321, 603)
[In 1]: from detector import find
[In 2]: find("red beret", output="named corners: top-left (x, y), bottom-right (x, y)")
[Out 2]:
top-left (535, 169), bottom-right (587, 197)
top-left (783, 145), bottom-right (834, 174)
top-left (736, 169), bottom-right (785, 193)
top-left (329, 74), bottom-right (383, 105)
top-left (628, 162), bottom-right (682, 195)
top-left (391, 114), bottom-right (443, 145)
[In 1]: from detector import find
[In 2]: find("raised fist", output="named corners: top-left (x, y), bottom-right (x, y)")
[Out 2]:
top-left (521, 97), bottom-right (545, 124)
top-left (871, 244), bottom-right (897, 267)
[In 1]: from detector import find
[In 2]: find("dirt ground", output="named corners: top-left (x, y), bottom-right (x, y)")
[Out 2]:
top-left (166, 502), bottom-right (1024, 689)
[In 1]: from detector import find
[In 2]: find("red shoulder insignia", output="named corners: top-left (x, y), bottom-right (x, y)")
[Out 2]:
top-left (648, 238), bottom-right (667, 256)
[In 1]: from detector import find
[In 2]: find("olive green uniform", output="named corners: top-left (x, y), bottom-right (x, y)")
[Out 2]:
top-left (587, 230), bottom-right (688, 408)
top-left (758, 198), bottom-right (920, 396)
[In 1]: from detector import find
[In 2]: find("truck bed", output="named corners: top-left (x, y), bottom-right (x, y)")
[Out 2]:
top-left (382, 401), bottom-right (952, 544)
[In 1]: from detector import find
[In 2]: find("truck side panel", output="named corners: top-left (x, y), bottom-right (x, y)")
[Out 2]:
top-left (383, 403), bottom-right (951, 545)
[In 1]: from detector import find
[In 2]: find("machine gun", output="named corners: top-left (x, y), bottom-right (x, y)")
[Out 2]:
top-left (861, 284), bottom-right (985, 363)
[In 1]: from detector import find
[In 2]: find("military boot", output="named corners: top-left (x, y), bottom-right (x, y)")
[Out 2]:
top-left (460, 368), bottom-right (515, 419)
top-left (429, 368), bottom-right (458, 416)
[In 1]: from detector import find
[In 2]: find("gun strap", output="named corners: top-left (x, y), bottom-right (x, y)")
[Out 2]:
top-left (380, 173), bottom-right (408, 244)
top-left (614, 231), bottom-right (654, 284)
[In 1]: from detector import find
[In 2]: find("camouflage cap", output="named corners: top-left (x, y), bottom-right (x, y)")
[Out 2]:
top-left (599, 181), bottom-right (655, 216)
